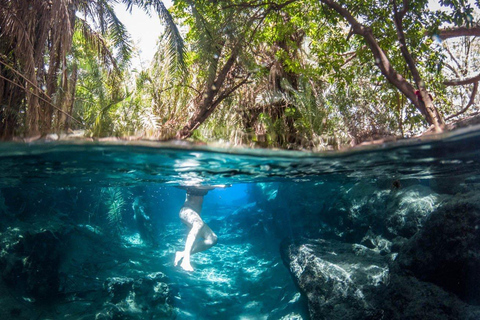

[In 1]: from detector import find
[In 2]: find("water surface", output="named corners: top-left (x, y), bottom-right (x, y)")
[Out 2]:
top-left (0, 126), bottom-right (479, 319)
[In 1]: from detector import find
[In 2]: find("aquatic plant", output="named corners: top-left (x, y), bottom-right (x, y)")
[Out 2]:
top-left (102, 188), bottom-right (126, 233)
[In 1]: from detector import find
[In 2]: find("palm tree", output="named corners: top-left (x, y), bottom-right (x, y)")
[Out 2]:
top-left (0, 0), bottom-right (184, 139)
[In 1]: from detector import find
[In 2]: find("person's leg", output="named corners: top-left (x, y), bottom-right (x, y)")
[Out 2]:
top-left (191, 223), bottom-right (217, 254)
top-left (175, 207), bottom-right (204, 271)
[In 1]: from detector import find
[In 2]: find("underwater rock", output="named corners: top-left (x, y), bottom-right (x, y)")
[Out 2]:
top-left (57, 225), bottom-right (174, 319)
top-left (99, 272), bottom-right (172, 319)
top-left (0, 227), bottom-right (64, 301)
top-left (384, 185), bottom-right (441, 238)
top-left (266, 182), bottom-right (441, 247)
top-left (330, 183), bottom-right (441, 242)
top-left (373, 274), bottom-right (480, 320)
top-left (0, 222), bottom-right (174, 319)
top-left (395, 191), bottom-right (480, 304)
top-left (280, 238), bottom-right (389, 320)
top-left (282, 237), bottom-right (480, 320)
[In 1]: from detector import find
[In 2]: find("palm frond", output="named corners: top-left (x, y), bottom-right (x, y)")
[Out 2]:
top-left (135, 70), bottom-right (152, 91)
top-left (75, 17), bottom-right (119, 72)
top-left (152, 1), bottom-right (187, 74)
top-left (121, 0), bottom-right (186, 74)
top-left (101, 1), bottom-right (133, 64)
top-left (139, 107), bottom-right (160, 135)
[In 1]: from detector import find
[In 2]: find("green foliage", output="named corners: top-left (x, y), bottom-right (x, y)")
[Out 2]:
top-left (102, 188), bottom-right (126, 233)
top-left (5, 0), bottom-right (478, 148)
top-left (92, 0), bottom-right (479, 148)
top-left (439, 0), bottom-right (476, 26)
top-left (123, 0), bottom-right (186, 73)
top-left (69, 27), bottom-right (130, 137)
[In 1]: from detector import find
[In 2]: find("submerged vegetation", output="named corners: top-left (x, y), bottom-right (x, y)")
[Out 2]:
top-left (1, 0), bottom-right (480, 149)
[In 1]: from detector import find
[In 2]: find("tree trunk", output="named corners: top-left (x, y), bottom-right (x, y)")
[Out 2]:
top-left (0, 75), bottom-right (23, 140)
top-left (176, 45), bottom-right (241, 139)
top-left (58, 63), bottom-right (77, 132)
top-left (65, 64), bottom-right (78, 132)
top-left (392, 0), bottom-right (444, 132)
top-left (320, 0), bottom-right (445, 132)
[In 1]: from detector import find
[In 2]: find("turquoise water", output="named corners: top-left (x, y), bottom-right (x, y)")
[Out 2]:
top-left (0, 127), bottom-right (480, 319)
top-left (2, 128), bottom-right (479, 188)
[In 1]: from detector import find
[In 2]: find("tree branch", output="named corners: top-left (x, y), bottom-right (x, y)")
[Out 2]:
top-left (446, 82), bottom-right (478, 121)
top-left (398, 0), bottom-right (409, 20)
top-left (444, 63), bottom-right (461, 78)
top-left (437, 26), bottom-right (480, 40)
top-left (392, 0), bottom-right (443, 129)
top-left (393, 0), bottom-right (420, 86)
top-left (320, 0), bottom-right (444, 130)
top-left (214, 75), bottom-right (251, 107)
top-left (444, 72), bottom-right (480, 86)
top-left (444, 42), bottom-right (462, 71)
top-left (319, 0), bottom-right (419, 111)
top-left (339, 52), bottom-right (357, 68)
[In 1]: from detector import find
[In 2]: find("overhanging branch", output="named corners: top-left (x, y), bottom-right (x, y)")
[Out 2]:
top-left (437, 26), bottom-right (480, 40)
top-left (446, 82), bottom-right (478, 121)
top-left (444, 72), bottom-right (480, 86)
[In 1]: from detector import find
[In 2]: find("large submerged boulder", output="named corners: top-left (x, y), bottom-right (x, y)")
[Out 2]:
top-left (395, 191), bottom-right (480, 304)
top-left (281, 190), bottom-right (480, 319)
top-left (282, 237), bottom-right (480, 320)
top-left (259, 181), bottom-right (442, 246)
top-left (280, 238), bottom-right (389, 320)
top-left (384, 184), bottom-right (441, 238)
top-left (324, 183), bottom-right (442, 243)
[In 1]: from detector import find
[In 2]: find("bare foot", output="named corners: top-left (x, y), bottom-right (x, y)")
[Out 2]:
top-left (180, 260), bottom-right (194, 272)
top-left (174, 251), bottom-right (184, 266)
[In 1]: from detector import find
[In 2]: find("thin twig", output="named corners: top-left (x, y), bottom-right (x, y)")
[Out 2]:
top-left (443, 43), bottom-right (462, 71)
top-left (0, 56), bottom-right (48, 97)
top-left (215, 75), bottom-right (252, 104)
top-left (465, 37), bottom-right (472, 75)
top-left (339, 52), bottom-right (357, 68)
top-left (444, 63), bottom-right (460, 78)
